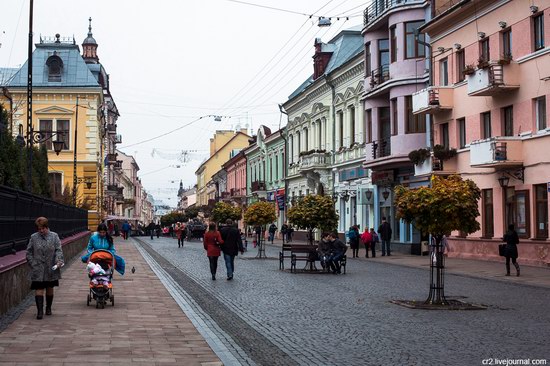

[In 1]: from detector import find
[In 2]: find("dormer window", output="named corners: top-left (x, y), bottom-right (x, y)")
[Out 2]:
top-left (46, 54), bottom-right (63, 82)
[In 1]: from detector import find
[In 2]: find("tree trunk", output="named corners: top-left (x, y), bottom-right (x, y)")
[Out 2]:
top-left (425, 234), bottom-right (448, 305)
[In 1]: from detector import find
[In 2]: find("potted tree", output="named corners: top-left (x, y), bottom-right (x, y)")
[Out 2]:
top-left (244, 201), bottom-right (277, 258)
top-left (463, 64), bottom-right (476, 76)
top-left (287, 194), bottom-right (338, 245)
top-left (408, 148), bottom-right (431, 166)
top-left (212, 201), bottom-right (242, 226)
top-left (394, 175), bottom-right (481, 307)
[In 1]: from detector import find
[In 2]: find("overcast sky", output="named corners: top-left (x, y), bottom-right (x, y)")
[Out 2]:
top-left (1, 0), bottom-right (367, 206)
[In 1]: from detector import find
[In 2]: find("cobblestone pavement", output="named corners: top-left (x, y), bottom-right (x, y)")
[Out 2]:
top-left (139, 236), bottom-right (550, 366)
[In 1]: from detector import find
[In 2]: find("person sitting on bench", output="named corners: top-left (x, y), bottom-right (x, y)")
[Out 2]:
top-left (317, 235), bottom-right (332, 270)
top-left (325, 232), bottom-right (347, 274)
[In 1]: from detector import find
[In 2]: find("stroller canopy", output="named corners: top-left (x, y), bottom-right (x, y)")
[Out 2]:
top-left (89, 249), bottom-right (116, 269)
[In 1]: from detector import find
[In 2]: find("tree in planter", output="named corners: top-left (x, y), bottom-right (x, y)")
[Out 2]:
top-left (243, 201), bottom-right (276, 258)
top-left (287, 194), bottom-right (339, 245)
top-left (408, 148), bottom-right (431, 166)
top-left (432, 144), bottom-right (457, 170)
top-left (395, 175), bottom-right (481, 305)
top-left (184, 206), bottom-right (200, 221)
top-left (161, 211), bottom-right (187, 226)
top-left (212, 201), bottom-right (241, 225)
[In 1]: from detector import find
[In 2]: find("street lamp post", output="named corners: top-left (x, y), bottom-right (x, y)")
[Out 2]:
top-left (72, 96), bottom-right (80, 206)
top-left (26, 0), bottom-right (34, 192)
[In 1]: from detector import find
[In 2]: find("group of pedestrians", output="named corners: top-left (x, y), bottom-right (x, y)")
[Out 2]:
top-left (347, 217), bottom-right (393, 258)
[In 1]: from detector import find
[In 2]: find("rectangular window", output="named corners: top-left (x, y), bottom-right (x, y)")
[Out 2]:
top-left (534, 14), bottom-right (545, 51)
top-left (39, 120), bottom-right (53, 150)
top-left (391, 99), bottom-right (398, 136)
top-left (365, 42), bottom-right (371, 75)
top-left (439, 58), bottom-right (448, 86)
top-left (503, 106), bottom-right (514, 136)
top-left (458, 117), bottom-right (466, 148)
top-left (535, 184), bottom-right (549, 239)
top-left (378, 39), bottom-right (390, 67)
top-left (349, 106), bottom-right (356, 145)
top-left (39, 119), bottom-right (69, 151)
top-left (482, 189), bottom-right (494, 238)
top-left (505, 188), bottom-right (530, 238)
top-left (456, 49), bottom-right (465, 82)
top-left (366, 109), bottom-right (372, 143)
top-left (405, 21), bottom-right (425, 59)
top-left (535, 96), bottom-right (547, 131)
top-left (49, 172), bottom-right (63, 198)
top-left (482, 112), bottom-right (492, 139)
top-left (390, 26), bottom-right (397, 63)
top-left (405, 96), bottom-right (426, 133)
top-left (56, 119), bottom-right (70, 150)
top-left (501, 29), bottom-right (512, 58)
top-left (440, 123), bottom-right (449, 148)
top-left (480, 38), bottom-right (490, 62)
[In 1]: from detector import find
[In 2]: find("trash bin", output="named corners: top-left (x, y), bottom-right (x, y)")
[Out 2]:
top-left (421, 241), bottom-right (429, 255)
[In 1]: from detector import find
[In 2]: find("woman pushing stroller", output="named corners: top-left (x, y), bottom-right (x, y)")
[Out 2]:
top-left (81, 223), bottom-right (126, 275)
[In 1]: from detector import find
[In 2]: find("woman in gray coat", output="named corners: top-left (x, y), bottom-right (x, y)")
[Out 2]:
top-left (26, 217), bottom-right (64, 319)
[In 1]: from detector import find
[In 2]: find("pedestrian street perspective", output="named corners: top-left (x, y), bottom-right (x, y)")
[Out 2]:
top-left (1, 0), bottom-right (550, 365)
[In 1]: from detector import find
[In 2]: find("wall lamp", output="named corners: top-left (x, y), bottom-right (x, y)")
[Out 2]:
top-left (530, 5), bottom-right (539, 13)
top-left (497, 175), bottom-right (510, 188)
top-left (498, 21), bottom-right (507, 29)
top-left (454, 43), bottom-right (462, 50)
top-left (382, 188), bottom-right (390, 201)
top-left (478, 32), bottom-right (486, 39)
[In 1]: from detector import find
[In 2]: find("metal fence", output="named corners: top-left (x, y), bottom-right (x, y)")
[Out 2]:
top-left (0, 185), bottom-right (89, 257)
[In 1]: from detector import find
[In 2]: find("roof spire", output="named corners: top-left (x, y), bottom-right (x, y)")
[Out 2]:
top-left (82, 16), bottom-right (99, 63)
top-left (88, 17), bottom-right (93, 36)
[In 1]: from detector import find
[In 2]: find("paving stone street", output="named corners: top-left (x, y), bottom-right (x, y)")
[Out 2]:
top-left (136, 236), bottom-right (550, 366)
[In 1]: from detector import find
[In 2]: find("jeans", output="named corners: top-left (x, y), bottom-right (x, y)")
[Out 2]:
top-left (208, 256), bottom-right (218, 275)
top-left (381, 240), bottom-right (391, 255)
top-left (328, 251), bottom-right (344, 272)
top-left (269, 232), bottom-right (275, 243)
top-left (224, 253), bottom-right (235, 278)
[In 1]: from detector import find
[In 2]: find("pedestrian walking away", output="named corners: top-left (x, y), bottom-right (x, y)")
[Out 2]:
top-left (175, 222), bottom-right (185, 248)
top-left (220, 219), bottom-right (245, 280)
top-left (26, 217), bottom-right (65, 319)
top-left (360, 227), bottom-right (372, 258)
top-left (268, 223), bottom-right (277, 244)
top-left (155, 223), bottom-right (161, 238)
top-left (121, 221), bottom-right (131, 240)
top-left (147, 221), bottom-right (155, 240)
top-left (378, 217), bottom-right (392, 256)
top-left (281, 222), bottom-right (288, 244)
top-left (348, 225), bottom-right (360, 258)
top-left (203, 223), bottom-right (224, 280)
top-left (503, 224), bottom-right (520, 276)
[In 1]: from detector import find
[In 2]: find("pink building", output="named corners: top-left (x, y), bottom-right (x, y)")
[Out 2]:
top-left (415, 0), bottom-right (550, 266)
top-left (223, 150), bottom-right (247, 229)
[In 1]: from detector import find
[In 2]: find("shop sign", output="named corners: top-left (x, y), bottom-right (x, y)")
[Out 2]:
top-left (276, 189), bottom-right (285, 211)
top-left (371, 170), bottom-right (394, 185)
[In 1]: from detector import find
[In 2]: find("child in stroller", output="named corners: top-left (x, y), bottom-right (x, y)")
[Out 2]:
top-left (86, 249), bottom-right (115, 308)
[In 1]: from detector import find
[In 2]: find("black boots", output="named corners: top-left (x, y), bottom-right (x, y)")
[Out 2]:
top-left (514, 263), bottom-right (520, 277)
top-left (46, 295), bottom-right (54, 316)
top-left (35, 296), bottom-right (44, 320)
top-left (506, 263), bottom-right (511, 276)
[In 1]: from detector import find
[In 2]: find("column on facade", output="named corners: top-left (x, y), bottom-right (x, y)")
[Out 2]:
top-left (343, 107), bottom-right (350, 148)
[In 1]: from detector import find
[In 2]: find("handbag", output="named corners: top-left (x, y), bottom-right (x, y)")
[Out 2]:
top-left (498, 243), bottom-right (507, 257)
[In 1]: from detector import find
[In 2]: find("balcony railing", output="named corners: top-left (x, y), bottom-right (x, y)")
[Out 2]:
top-left (470, 137), bottom-right (523, 167)
top-left (372, 137), bottom-right (391, 159)
top-left (114, 160), bottom-right (123, 170)
top-left (300, 152), bottom-right (330, 171)
top-left (412, 87), bottom-right (453, 115)
top-left (370, 65), bottom-right (390, 86)
top-left (363, 0), bottom-right (424, 27)
top-left (230, 187), bottom-right (246, 197)
top-left (114, 134), bottom-right (122, 144)
top-left (106, 153), bottom-right (117, 164)
top-left (106, 124), bottom-right (117, 134)
top-left (334, 143), bottom-right (366, 164)
top-left (467, 63), bottom-right (519, 96)
top-left (251, 181), bottom-right (266, 192)
top-left (106, 184), bottom-right (118, 193)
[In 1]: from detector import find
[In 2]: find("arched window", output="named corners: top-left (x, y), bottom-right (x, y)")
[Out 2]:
top-left (46, 55), bottom-right (63, 82)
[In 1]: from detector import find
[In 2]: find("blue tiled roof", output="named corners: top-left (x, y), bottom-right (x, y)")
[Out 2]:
top-left (287, 26), bottom-right (363, 100)
top-left (8, 42), bottom-right (100, 88)
top-left (0, 67), bottom-right (19, 86)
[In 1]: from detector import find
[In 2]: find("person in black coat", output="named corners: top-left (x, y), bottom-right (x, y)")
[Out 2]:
top-left (503, 224), bottom-right (520, 276)
top-left (220, 219), bottom-right (244, 280)
top-left (378, 217), bottom-right (392, 256)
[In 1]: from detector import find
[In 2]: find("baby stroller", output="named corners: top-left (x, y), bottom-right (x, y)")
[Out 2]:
top-left (86, 249), bottom-right (115, 309)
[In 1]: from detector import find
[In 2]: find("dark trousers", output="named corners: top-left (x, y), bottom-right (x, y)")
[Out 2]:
top-left (208, 256), bottom-right (218, 275)
top-left (178, 237), bottom-right (184, 247)
top-left (370, 242), bottom-right (376, 257)
top-left (352, 248), bottom-right (359, 258)
top-left (364, 243), bottom-right (370, 258)
top-left (150, 230), bottom-right (154, 240)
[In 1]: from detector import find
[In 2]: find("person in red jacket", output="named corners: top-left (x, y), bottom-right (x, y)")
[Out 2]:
top-left (203, 223), bottom-right (224, 280)
top-left (360, 228), bottom-right (372, 258)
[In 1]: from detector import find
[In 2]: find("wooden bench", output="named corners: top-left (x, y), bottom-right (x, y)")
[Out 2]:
top-left (278, 243), bottom-right (293, 270)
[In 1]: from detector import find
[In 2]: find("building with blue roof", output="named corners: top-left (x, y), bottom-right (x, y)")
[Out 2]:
top-left (0, 19), bottom-right (122, 229)
top-left (282, 25), bottom-right (373, 239)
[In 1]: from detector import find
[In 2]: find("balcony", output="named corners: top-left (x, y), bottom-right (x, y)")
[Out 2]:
top-left (106, 184), bottom-right (118, 196)
top-left (371, 138), bottom-right (391, 159)
top-left (106, 153), bottom-right (117, 164)
top-left (467, 63), bottom-right (519, 96)
top-left (363, 0), bottom-right (425, 28)
top-left (106, 124), bottom-right (117, 134)
top-left (114, 160), bottom-right (123, 171)
top-left (230, 188), bottom-right (246, 197)
top-left (470, 137), bottom-right (523, 168)
top-left (414, 156), bottom-right (456, 177)
top-left (334, 143), bottom-right (366, 164)
top-left (365, 134), bottom-right (426, 170)
top-left (370, 65), bottom-right (390, 87)
top-left (114, 134), bottom-right (122, 144)
top-left (251, 181), bottom-right (266, 192)
top-left (412, 87), bottom-right (453, 115)
top-left (299, 151), bottom-right (330, 172)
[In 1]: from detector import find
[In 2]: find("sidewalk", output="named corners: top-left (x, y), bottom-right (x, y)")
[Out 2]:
top-left (265, 238), bottom-right (550, 288)
top-left (0, 238), bottom-right (221, 366)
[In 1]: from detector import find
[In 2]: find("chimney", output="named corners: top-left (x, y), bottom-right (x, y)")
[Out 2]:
top-left (313, 38), bottom-right (333, 80)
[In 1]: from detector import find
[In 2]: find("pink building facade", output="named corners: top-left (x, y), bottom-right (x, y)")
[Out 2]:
top-left (223, 150), bottom-right (247, 229)
top-left (362, 0), bottom-right (432, 252)
top-left (416, 0), bottom-right (550, 266)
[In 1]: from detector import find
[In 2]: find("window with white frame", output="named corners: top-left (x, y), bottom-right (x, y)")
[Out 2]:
top-left (535, 96), bottom-right (547, 131)
top-left (39, 119), bottom-right (70, 151)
